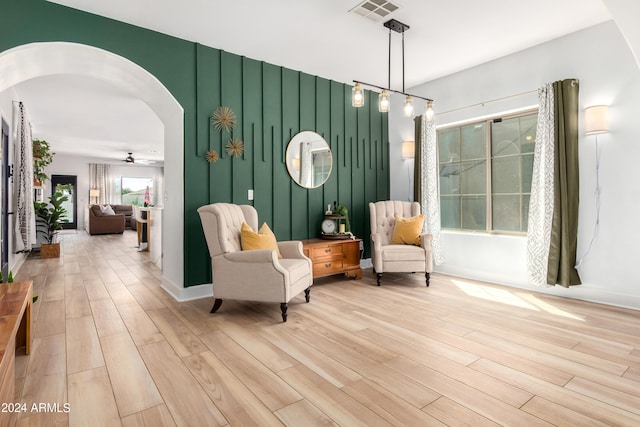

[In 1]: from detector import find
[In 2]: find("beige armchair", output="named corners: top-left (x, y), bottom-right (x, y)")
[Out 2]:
top-left (197, 203), bottom-right (312, 322)
top-left (369, 201), bottom-right (433, 286)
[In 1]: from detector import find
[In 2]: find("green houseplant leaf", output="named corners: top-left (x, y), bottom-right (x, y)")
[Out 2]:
top-left (34, 191), bottom-right (69, 244)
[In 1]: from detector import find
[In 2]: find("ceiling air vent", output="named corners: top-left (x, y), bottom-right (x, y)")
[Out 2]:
top-left (349, 0), bottom-right (401, 23)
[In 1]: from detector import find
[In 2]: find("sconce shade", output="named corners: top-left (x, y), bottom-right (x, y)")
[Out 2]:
top-left (402, 141), bottom-right (415, 159)
top-left (585, 105), bottom-right (609, 135)
top-left (426, 100), bottom-right (434, 121)
top-left (89, 189), bottom-right (100, 197)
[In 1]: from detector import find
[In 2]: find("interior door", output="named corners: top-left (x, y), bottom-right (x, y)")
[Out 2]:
top-left (1, 119), bottom-right (9, 278)
top-left (51, 175), bottom-right (77, 229)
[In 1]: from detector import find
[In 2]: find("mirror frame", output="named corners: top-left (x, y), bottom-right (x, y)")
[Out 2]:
top-left (285, 131), bottom-right (332, 189)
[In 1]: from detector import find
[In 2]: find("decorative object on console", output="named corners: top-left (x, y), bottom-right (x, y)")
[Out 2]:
top-left (352, 19), bottom-right (433, 117)
top-left (211, 106), bottom-right (237, 132)
top-left (225, 138), bottom-right (245, 158)
top-left (206, 149), bottom-right (220, 163)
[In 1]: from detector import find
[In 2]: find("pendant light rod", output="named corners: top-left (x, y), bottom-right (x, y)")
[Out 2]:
top-left (352, 80), bottom-right (433, 103)
top-left (402, 31), bottom-right (405, 93)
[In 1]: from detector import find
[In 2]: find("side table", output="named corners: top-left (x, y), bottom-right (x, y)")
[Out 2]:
top-left (301, 238), bottom-right (362, 279)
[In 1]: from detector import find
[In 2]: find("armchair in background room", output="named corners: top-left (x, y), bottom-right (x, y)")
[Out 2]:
top-left (197, 203), bottom-right (313, 322)
top-left (369, 200), bottom-right (433, 286)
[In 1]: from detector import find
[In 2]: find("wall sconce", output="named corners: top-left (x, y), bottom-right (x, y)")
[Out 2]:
top-left (402, 141), bottom-right (415, 160)
top-left (291, 157), bottom-right (300, 171)
top-left (89, 188), bottom-right (100, 205)
top-left (585, 105), bottom-right (609, 135)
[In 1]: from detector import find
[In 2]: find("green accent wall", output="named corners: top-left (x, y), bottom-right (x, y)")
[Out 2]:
top-left (1, 0), bottom-right (389, 287)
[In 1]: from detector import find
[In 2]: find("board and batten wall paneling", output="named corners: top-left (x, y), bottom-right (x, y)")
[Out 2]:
top-left (191, 45), bottom-right (388, 285)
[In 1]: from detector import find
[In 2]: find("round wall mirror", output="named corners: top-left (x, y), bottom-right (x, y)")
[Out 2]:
top-left (285, 131), bottom-right (332, 189)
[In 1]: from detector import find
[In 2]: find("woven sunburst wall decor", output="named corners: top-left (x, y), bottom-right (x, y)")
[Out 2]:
top-left (225, 138), bottom-right (244, 158)
top-left (211, 106), bottom-right (236, 133)
top-left (205, 149), bottom-right (220, 163)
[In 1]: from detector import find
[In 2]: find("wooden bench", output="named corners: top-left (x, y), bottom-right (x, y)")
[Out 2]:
top-left (0, 281), bottom-right (33, 421)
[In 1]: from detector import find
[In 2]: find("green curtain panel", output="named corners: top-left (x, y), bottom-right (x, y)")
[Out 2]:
top-left (547, 79), bottom-right (582, 287)
top-left (413, 116), bottom-right (423, 203)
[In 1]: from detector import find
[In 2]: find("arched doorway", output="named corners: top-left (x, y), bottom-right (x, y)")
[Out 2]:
top-left (0, 42), bottom-right (184, 292)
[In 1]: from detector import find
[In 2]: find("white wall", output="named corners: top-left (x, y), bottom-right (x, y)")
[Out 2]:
top-left (389, 21), bottom-right (640, 310)
top-left (48, 153), bottom-right (164, 229)
top-left (0, 87), bottom-right (28, 274)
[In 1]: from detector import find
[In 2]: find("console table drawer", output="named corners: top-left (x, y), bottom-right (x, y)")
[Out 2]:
top-left (313, 258), bottom-right (345, 276)
top-left (309, 244), bottom-right (343, 260)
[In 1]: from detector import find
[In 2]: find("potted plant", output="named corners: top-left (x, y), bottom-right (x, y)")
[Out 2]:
top-left (33, 139), bottom-right (54, 186)
top-left (34, 191), bottom-right (69, 258)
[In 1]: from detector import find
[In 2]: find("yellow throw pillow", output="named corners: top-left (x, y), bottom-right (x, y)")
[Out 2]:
top-left (391, 214), bottom-right (424, 246)
top-left (240, 222), bottom-right (282, 258)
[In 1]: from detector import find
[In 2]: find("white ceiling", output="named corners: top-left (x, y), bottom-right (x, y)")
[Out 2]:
top-left (14, 0), bottom-right (611, 162)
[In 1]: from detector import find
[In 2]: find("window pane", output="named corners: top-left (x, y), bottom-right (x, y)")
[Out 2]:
top-left (440, 196), bottom-right (461, 229)
top-left (461, 196), bottom-right (486, 230)
top-left (122, 177), bottom-right (153, 205)
top-left (492, 156), bottom-right (520, 194)
top-left (521, 154), bottom-right (534, 193)
top-left (461, 160), bottom-right (486, 194)
top-left (461, 123), bottom-right (485, 160)
top-left (439, 163), bottom-right (460, 195)
top-left (492, 117), bottom-right (520, 156)
top-left (520, 114), bottom-right (537, 154)
top-left (493, 195), bottom-right (520, 232)
top-left (438, 128), bottom-right (460, 163)
top-left (521, 194), bottom-right (530, 232)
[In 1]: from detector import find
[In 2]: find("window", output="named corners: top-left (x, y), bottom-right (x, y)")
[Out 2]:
top-left (438, 110), bottom-right (537, 233)
top-left (121, 177), bottom-right (153, 206)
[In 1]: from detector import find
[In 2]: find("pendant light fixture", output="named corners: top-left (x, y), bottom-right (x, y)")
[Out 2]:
top-left (352, 19), bottom-right (432, 117)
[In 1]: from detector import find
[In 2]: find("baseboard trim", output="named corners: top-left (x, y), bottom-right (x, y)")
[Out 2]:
top-left (161, 278), bottom-right (213, 302)
top-left (435, 265), bottom-right (640, 311)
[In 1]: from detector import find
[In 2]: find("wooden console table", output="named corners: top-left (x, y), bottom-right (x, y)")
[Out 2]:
top-left (301, 238), bottom-right (362, 279)
top-left (0, 281), bottom-right (33, 417)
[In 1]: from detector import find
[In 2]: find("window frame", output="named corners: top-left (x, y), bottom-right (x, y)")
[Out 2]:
top-left (437, 108), bottom-right (538, 236)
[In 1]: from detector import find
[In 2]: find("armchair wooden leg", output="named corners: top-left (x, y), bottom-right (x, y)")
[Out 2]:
top-left (376, 273), bottom-right (382, 286)
top-left (425, 272), bottom-right (430, 287)
top-left (304, 287), bottom-right (310, 303)
top-left (210, 298), bottom-right (223, 313)
top-left (280, 303), bottom-right (288, 322)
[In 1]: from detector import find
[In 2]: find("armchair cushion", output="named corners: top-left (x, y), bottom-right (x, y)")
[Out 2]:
top-left (391, 214), bottom-right (424, 245)
top-left (240, 222), bottom-right (282, 258)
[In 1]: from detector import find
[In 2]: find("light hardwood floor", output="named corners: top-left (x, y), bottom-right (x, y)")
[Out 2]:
top-left (6, 230), bottom-right (640, 426)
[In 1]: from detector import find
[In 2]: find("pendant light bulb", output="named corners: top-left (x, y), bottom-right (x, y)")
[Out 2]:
top-left (378, 90), bottom-right (390, 113)
top-left (352, 82), bottom-right (364, 108)
top-left (426, 100), bottom-right (434, 121)
top-left (403, 95), bottom-right (414, 117)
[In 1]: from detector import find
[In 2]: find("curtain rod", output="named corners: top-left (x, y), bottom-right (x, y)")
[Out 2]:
top-left (436, 88), bottom-right (538, 116)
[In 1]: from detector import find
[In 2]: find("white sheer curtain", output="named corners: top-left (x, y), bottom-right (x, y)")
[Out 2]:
top-left (526, 83), bottom-right (555, 287)
top-left (420, 114), bottom-right (444, 264)
top-left (12, 102), bottom-right (36, 252)
top-left (89, 163), bottom-right (112, 205)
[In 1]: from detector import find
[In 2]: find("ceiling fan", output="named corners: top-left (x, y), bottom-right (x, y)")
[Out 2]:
top-left (122, 152), bottom-right (155, 165)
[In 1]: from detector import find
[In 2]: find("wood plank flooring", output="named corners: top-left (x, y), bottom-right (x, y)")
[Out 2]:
top-left (5, 230), bottom-right (640, 426)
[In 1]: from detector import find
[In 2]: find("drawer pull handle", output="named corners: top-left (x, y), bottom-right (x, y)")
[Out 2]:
top-left (325, 263), bottom-right (332, 268)
top-left (325, 248), bottom-right (331, 253)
